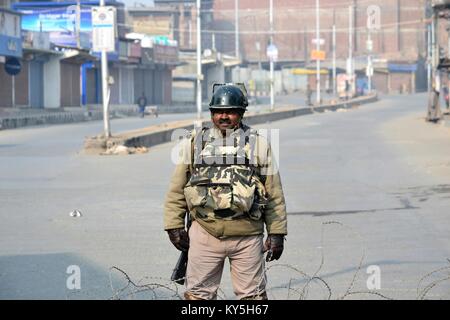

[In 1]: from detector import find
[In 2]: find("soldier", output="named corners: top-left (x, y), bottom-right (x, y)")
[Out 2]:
top-left (164, 83), bottom-right (288, 300)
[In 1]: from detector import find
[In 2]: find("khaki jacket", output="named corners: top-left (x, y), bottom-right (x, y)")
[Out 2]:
top-left (164, 124), bottom-right (287, 238)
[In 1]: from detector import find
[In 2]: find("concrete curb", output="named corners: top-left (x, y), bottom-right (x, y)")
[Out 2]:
top-left (0, 109), bottom-right (116, 130)
top-left (83, 93), bottom-right (378, 155)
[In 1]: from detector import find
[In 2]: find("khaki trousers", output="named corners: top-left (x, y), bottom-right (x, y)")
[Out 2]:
top-left (185, 220), bottom-right (267, 300)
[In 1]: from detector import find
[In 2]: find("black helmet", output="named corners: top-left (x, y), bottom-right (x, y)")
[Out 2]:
top-left (209, 83), bottom-right (248, 110)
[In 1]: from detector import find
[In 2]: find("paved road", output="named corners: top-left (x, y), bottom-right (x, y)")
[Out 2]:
top-left (1, 93), bottom-right (449, 299)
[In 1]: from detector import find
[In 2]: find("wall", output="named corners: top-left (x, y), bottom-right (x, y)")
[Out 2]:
top-left (213, 0), bottom-right (427, 63)
top-left (43, 56), bottom-right (60, 108)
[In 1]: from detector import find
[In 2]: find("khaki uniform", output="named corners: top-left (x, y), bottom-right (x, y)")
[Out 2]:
top-left (164, 124), bottom-right (287, 238)
top-left (164, 124), bottom-right (287, 299)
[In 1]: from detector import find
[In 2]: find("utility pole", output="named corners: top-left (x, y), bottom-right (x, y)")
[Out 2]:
top-left (332, 24), bottom-right (336, 97)
top-left (235, 0), bottom-right (239, 58)
top-left (347, 5), bottom-right (354, 99)
top-left (316, 0), bottom-right (321, 104)
top-left (196, 0), bottom-right (202, 120)
top-left (367, 29), bottom-right (372, 92)
top-left (76, 0), bottom-right (81, 48)
top-left (427, 23), bottom-right (432, 92)
top-left (100, 0), bottom-right (110, 137)
top-left (269, 0), bottom-right (274, 111)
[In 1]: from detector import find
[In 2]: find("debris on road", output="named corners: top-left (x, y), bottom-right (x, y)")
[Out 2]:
top-left (69, 210), bottom-right (83, 218)
top-left (101, 144), bottom-right (149, 156)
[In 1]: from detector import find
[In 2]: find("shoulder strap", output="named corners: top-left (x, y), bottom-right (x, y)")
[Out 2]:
top-left (189, 127), bottom-right (208, 174)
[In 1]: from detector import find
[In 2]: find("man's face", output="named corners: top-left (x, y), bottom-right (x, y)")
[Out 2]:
top-left (211, 109), bottom-right (242, 133)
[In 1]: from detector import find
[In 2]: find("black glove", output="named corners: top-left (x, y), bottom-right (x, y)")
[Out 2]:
top-left (167, 228), bottom-right (190, 252)
top-left (263, 234), bottom-right (285, 262)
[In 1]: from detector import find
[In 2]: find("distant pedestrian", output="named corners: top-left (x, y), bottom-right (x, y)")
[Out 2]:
top-left (306, 84), bottom-right (312, 106)
top-left (137, 93), bottom-right (147, 118)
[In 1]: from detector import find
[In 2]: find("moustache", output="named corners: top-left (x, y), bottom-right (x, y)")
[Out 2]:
top-left (219, 119), bottom-right (231, 124)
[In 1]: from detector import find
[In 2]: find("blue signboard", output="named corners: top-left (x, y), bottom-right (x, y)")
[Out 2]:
top-left (388, 63), bottom-right (418, 73)
top-left (17, 6), bottom-right (92, 48)
top-left (0, 34), bottom-right (22, 57)
top-left (13, 1), bottom-right (119, 53)
top-left (4, 56), bottom-right (21, 75)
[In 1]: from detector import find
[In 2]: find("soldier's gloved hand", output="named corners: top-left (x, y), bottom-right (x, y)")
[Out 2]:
top-left (263, 234), bottom-right (285, 262)
top-left (167, 228), bottom-right (190, 252)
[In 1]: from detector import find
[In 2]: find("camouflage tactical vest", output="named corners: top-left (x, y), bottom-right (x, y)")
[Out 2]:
top-left (184, 126), bottom-right (268, 221)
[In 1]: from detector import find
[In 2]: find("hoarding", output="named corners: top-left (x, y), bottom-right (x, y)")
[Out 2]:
top-left (17, 5), bottom-right (92, 48)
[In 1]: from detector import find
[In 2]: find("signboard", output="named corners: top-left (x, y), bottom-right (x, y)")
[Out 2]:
top-left (128, 42), bottom-right (141, 58)
top-left (366, 39), bottom-right (373, 52)
top-left (366, 65), bottom-right (374, 77)
top-left (132, 16), bottom-right (171, 36)
top-left (23, 31), bottom-right (51, 51)
top-left (266, 44), bottom-right (278, 62)
top-left (92, 6), bottom-right (116, 52)
top-left (141, 48), bottom-right (153, 65)
top-left (154, 44), bottom-right (178, 64)
top-left (4, 56), bottom-right (21, 75)
top-left (292, 68), bottom-right (328, 75)
top-left (17, 5), bottom-right (92, 49)
top-left (367, 5), bottom-right (381, 31)
top-left (312, 38), bottom-right (325, 46)
top-left (0, 9), bottom-right (22, 57)
top-left (311, 50), bottom-right (325, 61)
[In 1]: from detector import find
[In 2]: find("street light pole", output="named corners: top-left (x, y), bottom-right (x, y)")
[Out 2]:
top-left (348, 5), bottom-right (353, 99)
top-left (269, 0), bottom-right (274, 111)
top-left (316, 0), bottom-right (321, 105)
top-left (196, 0), bottom-right (202, 120)
top-left (367, 29), bottom-right (372, 92)
top-left (76, 0), bottom-right (81, 49)
top-left (100, 0), bottom-right (110, 137)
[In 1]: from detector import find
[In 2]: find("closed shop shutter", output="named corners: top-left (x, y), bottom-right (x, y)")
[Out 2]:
top-left (133, 68), bottom-right (145, 104)
top-left (60, 62), bottom-right (80, 107)
top-left (373, 72), bottom-right (389, 94)
top-left (163, 69), bottom-right (172, 105)
top-left (390, 73), bottom-right (412, 94)
top-left (154, 69), bottom-right (163, 104)
top-left (86, 67), bottom-right (98, 104)
top-left (120, 67), bottom-right (133, 104)
top-left (0, 63), bottom-right (13, 108)
top-left (15, 60), bottom-right (29, 107)
top-left (144, 69), bottom-right (155, 104)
